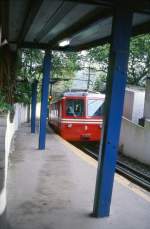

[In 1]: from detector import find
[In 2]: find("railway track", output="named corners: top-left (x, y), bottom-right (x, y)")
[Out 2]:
top-left (75, 143), bottom-right (150, 192)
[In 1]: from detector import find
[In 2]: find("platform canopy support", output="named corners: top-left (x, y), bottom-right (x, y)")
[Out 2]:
top-left (39, 51), bottom-right (51, 150)
top-left (144, 77), bottom-right (150, 119)
top-left (31, 80), bottom-right (38, 133)
top-left (93, 8), bottom-right (133, 217)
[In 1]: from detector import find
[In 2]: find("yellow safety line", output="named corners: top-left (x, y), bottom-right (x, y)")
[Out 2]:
top-left (55, 134), bottom-right (150, 202)
top-left (55, 134), bottom-right (97, 167)
top-left (114, 173), bottom-right (150, 202)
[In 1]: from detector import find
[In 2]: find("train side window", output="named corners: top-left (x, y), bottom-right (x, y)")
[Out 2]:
top-left (59, 104), bottom-right (62, 117)
top-left (88, 99), bottom-right (104, 117)
top-left (66, 99), bottom-right (84, 117)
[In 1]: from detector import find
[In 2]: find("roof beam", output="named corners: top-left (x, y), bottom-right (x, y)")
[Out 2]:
top-left (61, 20), bottom-right (150, 52)
top-left (64, 0), bottom-right (150, 9)
top-left (64, 0), bottom-right (150, 13)
top-left (36, 2), bottom-right (77, 42)
top-left (17, 0), bottom-right (43, 45)
top-left (0, 0), bottom-right (9, 40)
top-left (48, 8), bottom-right (112, 48)
top-left (16, 15), bottom-right (150, 52)
top-left (17, 41), bottom-right (49, 50)
top-left (62, 0), bottom-right (112, 7)
top-left (132, 21), bottom-right (150, 36)
top-left (68, 37), bottom-right (111, 51)
top-left (17, 39), bottom-right (109, 51)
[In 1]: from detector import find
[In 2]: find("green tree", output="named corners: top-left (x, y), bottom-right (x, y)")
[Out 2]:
top-left (77, 44), bottom-right (109, 91)
top-left (128, 34), bottom-right (150, 86)
top-left (50, 51), bottom-right (80, 98)
top-left (81, 34), bottom-right (150, 92)
top-left (52, 51), bottom-right (79, 78)
top-left (0, 46), bottom-right (18, 105)
top-left (87, 44), bottom-right (110, 74)
top-left (16, 49), bottom-right (80, 102)
top-left (16, 49), bottom-right (44, 104)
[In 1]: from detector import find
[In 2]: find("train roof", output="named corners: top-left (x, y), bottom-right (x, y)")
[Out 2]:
top-left (50, 91), bottom-right (105, 104)
top-left (63, 91), bottom-right (105, 98)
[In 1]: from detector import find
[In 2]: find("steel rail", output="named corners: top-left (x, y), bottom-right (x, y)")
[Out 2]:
top-left (74, 143), bottom-right (150, 192)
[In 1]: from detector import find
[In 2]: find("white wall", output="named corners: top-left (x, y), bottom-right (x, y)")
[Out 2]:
top-left (132, 91), bottom-right (145, 123)
top-left (5, 103), bottom-right (28, 181)
top-left (120, 117), bottom-right (150, 165)
top-left (123, 90), bottom-right (134, 120)
top-left (5, 104), bottom-right (28, 156)
top-left (36, 102), bottom-right (41, 119)
top-left (0, 104), bottom-right (28, 218)
top-left (123, 89), bottom-right (145, 124)
top-left (144, 78), bottom-right (150, 119)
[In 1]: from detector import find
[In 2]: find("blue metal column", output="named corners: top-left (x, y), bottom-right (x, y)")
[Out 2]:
top-left (39, 51), bottom-right (51, 149)
top-left (31, 80), bottom-right (38, 133)
top-left (93, 8), bottom-right (133, 217)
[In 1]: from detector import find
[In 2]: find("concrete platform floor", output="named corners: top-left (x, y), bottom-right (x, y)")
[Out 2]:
top-left (6, 122), bottom-right (150, 229)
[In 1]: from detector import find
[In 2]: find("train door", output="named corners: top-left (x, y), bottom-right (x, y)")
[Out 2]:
top-left (58, 101), bottom-right (62, 129)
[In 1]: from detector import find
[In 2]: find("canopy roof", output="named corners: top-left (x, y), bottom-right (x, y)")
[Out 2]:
top-left (1, 0), bottom-right (150, 51)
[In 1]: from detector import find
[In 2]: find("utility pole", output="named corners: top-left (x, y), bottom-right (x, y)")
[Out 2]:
top-left (87, 66), bottom-right (91, 90)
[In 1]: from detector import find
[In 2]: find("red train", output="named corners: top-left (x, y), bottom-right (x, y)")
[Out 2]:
top-left (48, 91), bottom-right (105, 142)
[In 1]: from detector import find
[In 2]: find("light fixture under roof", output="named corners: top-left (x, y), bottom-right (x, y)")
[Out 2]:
top-left (59, 39), bottom-right (70, 47)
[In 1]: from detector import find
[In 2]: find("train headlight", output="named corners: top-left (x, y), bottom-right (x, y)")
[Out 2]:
top-left (48, 95), bottom-right (52, 100)
top-left (99, 123), bottom-right (103, 128)
top-left (67, 123), bottom-right (72, 128)
top-left (85, 125), bottom-right (88, 130)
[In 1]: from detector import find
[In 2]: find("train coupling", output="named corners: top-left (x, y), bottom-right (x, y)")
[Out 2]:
top-left (81, 133), bottom-right (91, 140)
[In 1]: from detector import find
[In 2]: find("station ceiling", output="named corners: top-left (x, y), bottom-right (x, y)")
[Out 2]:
top-left (1, 0), bottom-right (150, 51)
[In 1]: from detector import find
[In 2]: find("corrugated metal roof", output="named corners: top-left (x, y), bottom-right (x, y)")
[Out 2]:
top-left (1, 0), bottom-right (150, 51)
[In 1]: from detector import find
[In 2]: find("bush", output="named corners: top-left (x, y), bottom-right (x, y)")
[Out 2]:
top-left (0, 90), bottom-right (11, 114)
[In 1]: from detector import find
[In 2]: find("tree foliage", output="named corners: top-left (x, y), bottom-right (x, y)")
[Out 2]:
top-left (1, 33), bottom-right (149, 108)
top-left (85, 44), bottom-right (110, 74)
top-left (79, 34), bottom-right (150, 92)
top-left (51, 51), bottom-right (80, 97)
top-left (16, 49), bottom-right (79, 103)
top-left (128, 34), bottom-right (150, 86)
top-left (16, 49), bottom-right (44, 104)
top-left (52, 51), bottom-right (79, 78)
top-left (0, 45), bottom-right (18, 105)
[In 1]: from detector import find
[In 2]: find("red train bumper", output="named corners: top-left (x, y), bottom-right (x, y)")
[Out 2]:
top-left (60, 123), bottom-right (102, 142)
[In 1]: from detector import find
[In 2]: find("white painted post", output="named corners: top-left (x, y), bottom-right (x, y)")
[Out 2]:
top-left (0, 114), bottom-right (8, 228)
top-left (144, 77), bottom-right (150, 119)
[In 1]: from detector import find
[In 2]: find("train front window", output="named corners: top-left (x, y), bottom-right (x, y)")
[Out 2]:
top-left (88, 99), bottom-right (104, 117)
top-left (66, 99), bottom-right (84, 117)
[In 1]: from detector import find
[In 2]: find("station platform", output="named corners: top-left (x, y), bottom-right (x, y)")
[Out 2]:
top-left (6, 122), bottom-right (150, 229)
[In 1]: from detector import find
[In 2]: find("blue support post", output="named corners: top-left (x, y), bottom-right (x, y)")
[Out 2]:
top-left (31, 80), bottom-right (38, 133)
top-left (39, 51), bottom-right (51, 150)
top-left (93, 8), bottom-right (133, 217)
